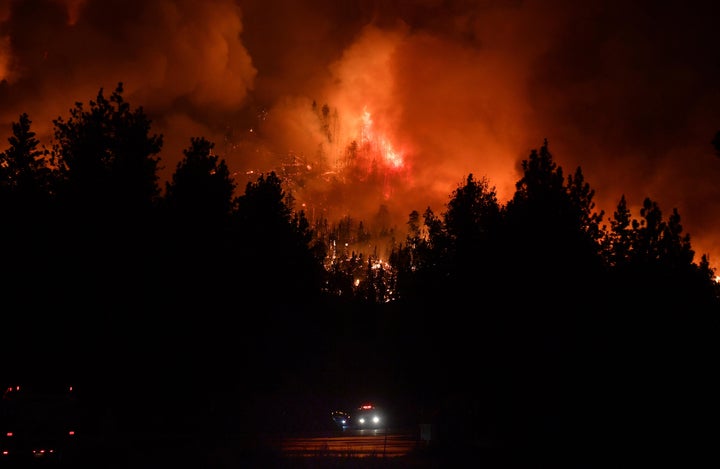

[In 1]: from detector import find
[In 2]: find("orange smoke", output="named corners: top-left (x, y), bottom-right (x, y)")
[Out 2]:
top-left (1, 0), bottom-right (720, 271)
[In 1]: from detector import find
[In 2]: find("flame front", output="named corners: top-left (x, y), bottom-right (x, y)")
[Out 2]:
top-left (360, 106), bottom-right (404, 170)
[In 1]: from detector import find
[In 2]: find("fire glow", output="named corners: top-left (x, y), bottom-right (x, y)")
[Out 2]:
top-left (360, 107), bottom-right (404, 170)
top-left (1, 0), bottom-right (720, 272)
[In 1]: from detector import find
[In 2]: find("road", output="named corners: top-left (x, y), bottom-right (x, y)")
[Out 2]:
top-left (274, 428), bottom-right (421, 458)
top-left (42, 428), bottom-right (425, 468)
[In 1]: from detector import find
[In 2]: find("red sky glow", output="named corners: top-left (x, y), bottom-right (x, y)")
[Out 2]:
top-left (2, 0), bottom-right (720, 270)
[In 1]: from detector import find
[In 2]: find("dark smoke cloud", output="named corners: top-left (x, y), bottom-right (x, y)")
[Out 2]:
top-left (2, 0), bottom-right (720, 269)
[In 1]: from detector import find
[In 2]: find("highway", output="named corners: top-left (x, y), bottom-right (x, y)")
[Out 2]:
top-left (276, 429), bottom-right (421, 458)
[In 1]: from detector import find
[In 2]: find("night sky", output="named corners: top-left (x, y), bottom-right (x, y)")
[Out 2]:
top-left (2, 0), bottom-right (720, 270)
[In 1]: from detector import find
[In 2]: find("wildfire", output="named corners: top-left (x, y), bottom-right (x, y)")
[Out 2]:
top-left (360, 106), bottom-right (405, 170)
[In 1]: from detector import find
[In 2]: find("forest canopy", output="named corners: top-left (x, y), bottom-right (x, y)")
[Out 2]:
top-left (1, 85), bottom-right (718, 459)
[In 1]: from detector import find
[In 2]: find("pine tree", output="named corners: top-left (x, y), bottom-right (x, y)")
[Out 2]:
top-left (52, 82), bottom-right (162, 220)
top-left (0, 113), bottom-right (57, 219)
top-left (47, 82), bottom-right (164, 315)
top-left (0, 113), bottom-right (58, 312)
top-left (603, 194), bottom-right (635, 269)
top-left (232, 171), bottom-right (325, 306)
top-left (163, 136), bottom-right (235, 226)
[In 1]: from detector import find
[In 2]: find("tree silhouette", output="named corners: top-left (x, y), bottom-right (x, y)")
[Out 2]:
top-left (566, 165), bottom-right (605, 255)
top-left (508, 139), bottom-right (565, 210)
top-left (603, 195), bottom-right (718, 309)
top-left (443, 173), bottom-right (502, 286)
top-left (163, 136), bottom-right (235, 227)
top-left (0, 113), bottom-right (59, 315)
top-left (221, 171), bottom-right (331, 401)
top-left (602, 194), bottom-right (635, 268)
top-left (41, 83), bottom-right (164, 337)
top-left (233, 171), bottom-right (325, 306)
top-left (501, 139), bottom-right (606, 310)
top-left (390, 205), bottom-right (450, 308)
top-left (599, 196), bottom-right (720, 453)
top-left (52, 82), bottom-right (162, 220)
top-left (3, 79), bottom-right (720, 456)
top-left (503, 139), bottom-right (569, 274)
top-left (0, 113), bottom-right (56, 212)
top-left (155, 136), bottom-right (237, 314)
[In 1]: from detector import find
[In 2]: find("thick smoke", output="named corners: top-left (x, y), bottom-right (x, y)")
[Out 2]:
top-left (2, 0), bottom-right (720, 268)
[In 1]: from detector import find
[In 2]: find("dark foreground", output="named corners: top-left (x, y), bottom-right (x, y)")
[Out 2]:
top-left (15, 428), bottom-right (714, 469)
